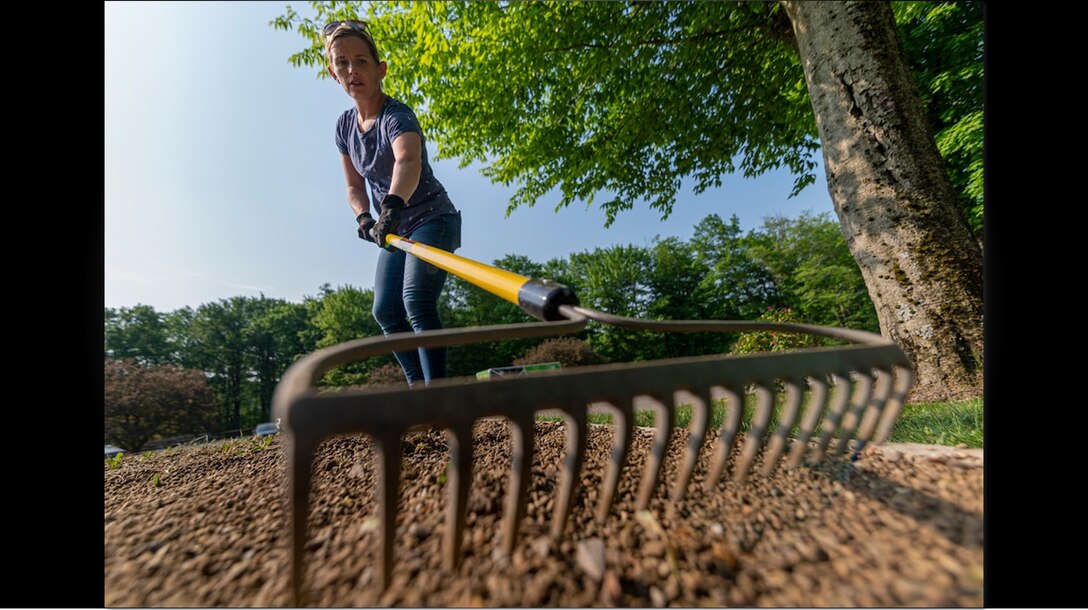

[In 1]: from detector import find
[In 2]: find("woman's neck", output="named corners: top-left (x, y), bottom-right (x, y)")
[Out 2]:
top-left (357, 92), bottom-right (386, 125)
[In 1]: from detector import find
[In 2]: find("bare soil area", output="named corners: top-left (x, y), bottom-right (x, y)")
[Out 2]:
top-left (104, 420), bottom-right (983, 607)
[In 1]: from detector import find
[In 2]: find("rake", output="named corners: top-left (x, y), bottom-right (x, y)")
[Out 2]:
top-left (272, 234), bottom-right (913, 605)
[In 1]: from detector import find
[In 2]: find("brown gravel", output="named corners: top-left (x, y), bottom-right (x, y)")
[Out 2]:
top-left (104, 420), bottom-right (983, 607)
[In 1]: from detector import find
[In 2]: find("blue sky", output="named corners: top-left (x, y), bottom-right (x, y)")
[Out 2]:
top-left (105, 1), bottom-right (835, 313)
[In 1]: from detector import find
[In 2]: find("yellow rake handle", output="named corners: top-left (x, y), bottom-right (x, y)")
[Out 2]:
top-left (386, 234), bottom-right (579, 321)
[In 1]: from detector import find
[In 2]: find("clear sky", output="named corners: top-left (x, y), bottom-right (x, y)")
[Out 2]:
top-left (105, 1), bottom-right (835, 313)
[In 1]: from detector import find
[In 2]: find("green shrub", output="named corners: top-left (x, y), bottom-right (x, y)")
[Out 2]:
top-left (732, 306), bottom-right (820, 354)
top-left (514, 337), bottom-right (607, 368)
top-left (367, 362), bottom-right (409, 388)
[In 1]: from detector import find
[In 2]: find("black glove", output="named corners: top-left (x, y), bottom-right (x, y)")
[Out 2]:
top-left (372, 194), bottom-right (405, 249)
top-left (356, 212), bottom-right (377, 243)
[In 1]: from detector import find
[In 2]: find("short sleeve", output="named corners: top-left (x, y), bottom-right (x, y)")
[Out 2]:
top-left (335, 110), bottom-right (353, 155)
top-left (384, 105), bottom-right (423, 143)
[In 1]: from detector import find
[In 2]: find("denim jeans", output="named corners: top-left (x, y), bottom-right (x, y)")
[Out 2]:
top-left (372, 212), bottom-right (462, 385)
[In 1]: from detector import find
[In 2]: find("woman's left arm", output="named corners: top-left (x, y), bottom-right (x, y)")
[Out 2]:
top-left (388, 131), bottom-right (423, 204)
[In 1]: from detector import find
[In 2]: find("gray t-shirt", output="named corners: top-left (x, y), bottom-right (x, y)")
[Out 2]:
top-left (335, 97), bottom-right (457, 235)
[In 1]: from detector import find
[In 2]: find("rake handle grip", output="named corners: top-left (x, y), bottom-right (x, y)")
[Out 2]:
top-left (386, 234), bottom-right (579, 321)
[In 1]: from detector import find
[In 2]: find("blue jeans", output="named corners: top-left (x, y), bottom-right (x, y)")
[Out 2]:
top-left (372, 212), bottom-right (462, 385)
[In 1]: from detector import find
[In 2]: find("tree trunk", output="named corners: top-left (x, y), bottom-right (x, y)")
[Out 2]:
top-left (781, 1), bottom-right (983, 401)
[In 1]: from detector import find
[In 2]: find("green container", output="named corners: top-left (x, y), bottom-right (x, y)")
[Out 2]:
top-left (475, 361), bottom-right (562, 381)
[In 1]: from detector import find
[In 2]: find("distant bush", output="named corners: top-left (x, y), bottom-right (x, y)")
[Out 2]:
top-left (367, 362), bottom-right (409, 388)
top-left (514, 338), bottom-right (607, 368)
top-left (104, 358), bottom-right (218, 452)
top-left (732, 306), bottom-right (820, 354)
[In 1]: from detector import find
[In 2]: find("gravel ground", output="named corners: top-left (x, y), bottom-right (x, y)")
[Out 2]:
top-left (104, 420), bottom-right (983, 607)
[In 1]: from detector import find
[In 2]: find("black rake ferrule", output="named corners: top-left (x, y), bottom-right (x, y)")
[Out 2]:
top-left (517, 278), bottom-right (580, 321)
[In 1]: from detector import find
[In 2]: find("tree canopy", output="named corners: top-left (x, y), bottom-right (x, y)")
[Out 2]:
top-left (276, 2), bottom-right (819, 225)
top-left (272, 1), bottom-right (981, 232)
top-left (892, 1), bottom-right (983, 236)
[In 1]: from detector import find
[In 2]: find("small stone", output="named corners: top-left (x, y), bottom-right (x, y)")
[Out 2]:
top-left (657, 560), bottom-right (672, 578)
top-left (490, 546), bottom-right (511, 567)
top-left (472, 527), bottom-right (487, 548)
top-left (143, 540), bottom-right (166, 554)
top-left (599, 570), bottom-right (623, 606)
top-left (531, 536), bottom-right (553, 558)
top-left (357, 518), bottom-right (380, 538)
top-left (576, 538), bottom-right (607, 582)
top-left (145, 543), bottom-right (170, 571)
top-left (408, 523), bottom-right (430, 540)
top-left (935, 553), bottom-right (963, 575)
top-left (664, 577), bottom-right (680, 600)
top-left (643, 541), bottom-right (667, 558)
top-left (512, 548), bottom-right (527, 570)
top-left (649, 586), bottom-right (667, 608)
top-left (709, 523), bottom-right (724, 537)
top-left (712, 542), bottom-right (738, 571)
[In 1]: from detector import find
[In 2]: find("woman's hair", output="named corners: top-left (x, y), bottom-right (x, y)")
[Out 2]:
top-left (325, 24), bottom-right (381, 65)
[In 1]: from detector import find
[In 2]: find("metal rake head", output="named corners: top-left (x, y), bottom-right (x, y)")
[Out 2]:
top-left (272, 304), bottom-right (912, 605)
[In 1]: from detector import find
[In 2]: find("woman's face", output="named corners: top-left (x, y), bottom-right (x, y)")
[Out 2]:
top-left (327, 35), bottom-right (387, 103)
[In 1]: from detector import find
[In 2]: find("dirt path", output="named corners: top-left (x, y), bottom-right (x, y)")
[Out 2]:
top-left (105, 420), bottom-right (983, 607)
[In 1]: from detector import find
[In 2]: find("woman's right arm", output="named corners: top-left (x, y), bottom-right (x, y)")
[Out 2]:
top-left (341, 154), bottom-right (370, 218)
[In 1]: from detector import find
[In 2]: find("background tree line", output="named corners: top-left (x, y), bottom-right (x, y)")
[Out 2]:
top-left (104, 211), bottom-right (874, 451)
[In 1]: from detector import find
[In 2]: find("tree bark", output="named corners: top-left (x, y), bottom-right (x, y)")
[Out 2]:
top-left (781, 1), bottom-right (983, 401)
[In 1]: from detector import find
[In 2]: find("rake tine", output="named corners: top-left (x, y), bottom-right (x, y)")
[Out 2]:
top-left (288, 433), bottom-right (318, 608)
top-left (673, 388), bottom-right (713, 502)
top-left (760, 380), bottom-right (803, 477)
top-left (377, 431), bottom-right (403, 591)
top-left (850, 369), bottom-right (893, 455)
top-left (872, 366), bottom-right (912, 444)
top-left (831, 372), bottom-right (874, 459)
top-left (551, 406), bottom-right (587, 539)
top-left (444, 424), bottom-right (473, 570)
top-left (786, 377), bottom-right (828, 469)
top-left (811, 373), bottom-right (852, 465)
top-left (705, 387), bottom-right (743, 492)
top-left (636, 395), bottom-right (674, 511)
top-left (501, 414), bottom-right (535, 555)
top-left (734, 384), bottom-right (774, 482)
top-left (595, 398), bottom-right (633, 524)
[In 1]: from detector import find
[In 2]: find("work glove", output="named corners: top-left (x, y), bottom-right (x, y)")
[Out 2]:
top-left (372, 194), bottom-right (405, 250)
top-left (356, 212), bottom-right (377, 243)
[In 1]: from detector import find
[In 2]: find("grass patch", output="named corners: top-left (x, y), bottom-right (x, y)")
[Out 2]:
top-left (105, 452), bottom-right (125, 469)
top-left (537, 394), bottom-right (983, 448)
top-left (887, 398), bottom-right (983, 448)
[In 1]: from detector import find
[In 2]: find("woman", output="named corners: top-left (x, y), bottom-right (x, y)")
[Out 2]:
top-left (325, 20), bottom-right (462, 386)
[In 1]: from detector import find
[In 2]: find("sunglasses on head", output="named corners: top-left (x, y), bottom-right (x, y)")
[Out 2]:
top-left (323, 19), bottom-right (372, 37)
